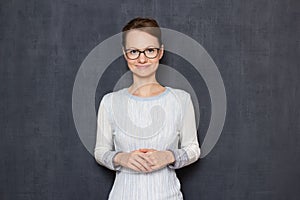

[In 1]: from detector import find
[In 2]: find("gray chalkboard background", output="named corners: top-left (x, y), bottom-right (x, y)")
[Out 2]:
top-left (1, 0), bottom-right (299, 199)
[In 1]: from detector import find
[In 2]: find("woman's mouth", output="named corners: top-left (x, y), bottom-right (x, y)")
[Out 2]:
top-left (136, 65), bottom-right (150, 69)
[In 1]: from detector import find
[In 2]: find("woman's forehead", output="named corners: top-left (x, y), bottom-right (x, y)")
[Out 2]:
top-left (125, 30), bottom-right (160, 48)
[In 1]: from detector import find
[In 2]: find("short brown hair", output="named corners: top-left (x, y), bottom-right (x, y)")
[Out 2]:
top-left (122, 17), bottom-right (162, 47)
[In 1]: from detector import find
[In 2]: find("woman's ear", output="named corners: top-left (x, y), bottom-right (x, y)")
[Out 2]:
top-left (158, 44), bottom-right (164, 59)
top-left (122, 46), bottom-right (128, 60)
top-left (122, 46), bottom-right (125, 56)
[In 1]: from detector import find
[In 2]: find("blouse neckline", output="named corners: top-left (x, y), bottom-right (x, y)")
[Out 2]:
top-left (125, 86), bottom-right (170, 101)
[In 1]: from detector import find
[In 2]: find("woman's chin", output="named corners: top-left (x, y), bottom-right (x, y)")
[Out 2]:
top-left (132, 70), bottom-right (156, 78)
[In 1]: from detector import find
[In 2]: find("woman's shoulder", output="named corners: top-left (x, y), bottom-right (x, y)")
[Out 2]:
top-left (101, 88), bottom-right (128, 102)
top-left (166, 86), bottom-right (192, 108)
top-left (166, 86), bottom-right (191, 98)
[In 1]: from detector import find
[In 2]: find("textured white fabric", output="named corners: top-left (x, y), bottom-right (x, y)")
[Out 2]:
top-left (94, 86), bottom-right (200, 200)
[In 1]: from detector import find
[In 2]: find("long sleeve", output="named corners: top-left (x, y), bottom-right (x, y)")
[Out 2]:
top-left (94, 95), bottom-right (122, 171)
top-left (168, 94), bottom-right (201, 169)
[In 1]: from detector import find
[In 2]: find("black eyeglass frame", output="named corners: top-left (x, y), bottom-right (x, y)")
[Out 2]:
top-left (124, 47), bottom-right (161, 60)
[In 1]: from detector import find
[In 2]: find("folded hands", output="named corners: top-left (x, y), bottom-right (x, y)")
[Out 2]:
top-left (114, 148), bottom-right (175, 173)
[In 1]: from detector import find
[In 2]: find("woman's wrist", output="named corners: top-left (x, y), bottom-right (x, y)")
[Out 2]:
top-left (113, 152), bottom-right (124, 166)
top-left (165, 150), bottom-right (175, 165)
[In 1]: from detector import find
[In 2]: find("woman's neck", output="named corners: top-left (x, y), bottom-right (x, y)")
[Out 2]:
top-left (129, 75), bottom-right (165, 97)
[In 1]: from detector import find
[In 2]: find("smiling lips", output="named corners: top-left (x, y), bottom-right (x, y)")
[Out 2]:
top-left (136, 65), bottom-right (150, 69)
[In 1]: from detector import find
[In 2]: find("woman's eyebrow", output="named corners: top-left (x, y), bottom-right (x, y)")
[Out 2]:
top-left (125, 45), bottom-right (160, 50)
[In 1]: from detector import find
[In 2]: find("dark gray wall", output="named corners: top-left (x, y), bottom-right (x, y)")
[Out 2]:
top-left (1, 0), bottom-right (299, 199)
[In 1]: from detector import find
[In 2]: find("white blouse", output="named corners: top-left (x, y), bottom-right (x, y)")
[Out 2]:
top-left (94, 86), bottom-right (200, 200)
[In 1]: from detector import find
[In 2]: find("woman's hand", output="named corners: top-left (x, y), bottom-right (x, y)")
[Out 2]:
top-left (144, 150), bottom-right (175, 171)
top-left (113, 150), bottom-right (153, 172)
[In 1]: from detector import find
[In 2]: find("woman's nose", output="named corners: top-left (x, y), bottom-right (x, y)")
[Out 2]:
top-left (137, 52), bottom-right (147, 63)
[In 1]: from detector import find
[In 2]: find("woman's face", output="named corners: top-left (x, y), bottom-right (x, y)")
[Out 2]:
top-left (123, 30), bottom-right (164, 79)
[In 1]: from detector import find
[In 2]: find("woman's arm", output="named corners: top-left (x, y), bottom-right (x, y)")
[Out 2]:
top-left (168, 94), bottom-right (201, 169)
top-left (95, 95), bottom-right (159, 173)
top-left (94, 95), bottom-right (122, 171)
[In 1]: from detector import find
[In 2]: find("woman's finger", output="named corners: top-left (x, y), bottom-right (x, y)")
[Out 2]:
top-left (139, 148), bottom-right (157, 153)
top-left (130, 159), bottom-right (150, 172)
top-left (135, 154), bottom-right (153, 171)
top-left (128, 162), bottom-right (144, 172)
top-left (139, 153), bottom-right (155, 166)
top-left (127, 153), bottom-right (151, 172)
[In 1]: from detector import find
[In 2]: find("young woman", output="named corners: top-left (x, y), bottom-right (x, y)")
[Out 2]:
top-left (94, 17), bottom-right (200, 200)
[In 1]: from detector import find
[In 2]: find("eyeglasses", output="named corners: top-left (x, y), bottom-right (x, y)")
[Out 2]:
top-left (124, 47), bottom-right (160, 60)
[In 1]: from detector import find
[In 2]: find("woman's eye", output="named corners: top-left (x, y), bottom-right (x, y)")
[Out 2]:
top-left (146, 48), bottom-right (155, 53)
top-left (146, 49), bottom-right (155, 54)
top-left (129, 50), bottom-right (138, 54)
